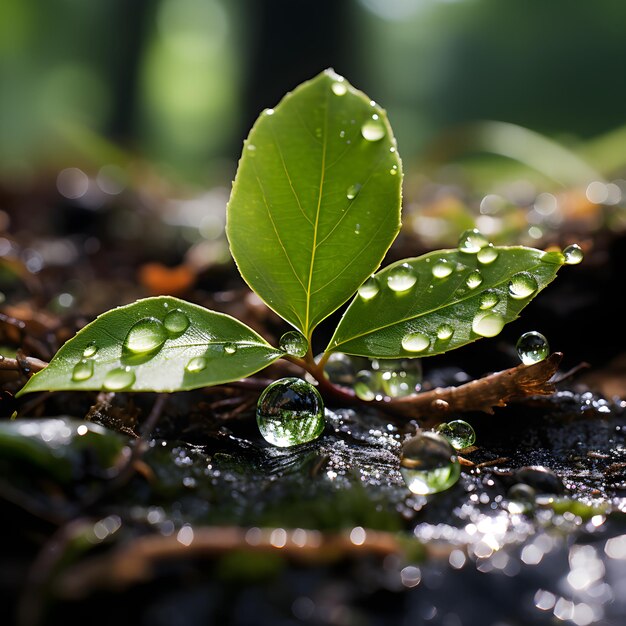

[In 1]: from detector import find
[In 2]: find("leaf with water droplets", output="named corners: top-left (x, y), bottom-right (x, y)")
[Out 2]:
top-left (327, 247), bottom-right (564, 358)
top-left (17, 296), bottom-right (283, 395)
top-left (226, 69), bottom-right (402, 338)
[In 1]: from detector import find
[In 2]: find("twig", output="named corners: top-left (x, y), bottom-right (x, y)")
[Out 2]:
top-left (0, 355), bottom-right (48, 374)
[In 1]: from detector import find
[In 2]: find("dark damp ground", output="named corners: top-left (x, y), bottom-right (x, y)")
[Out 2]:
top-left (1, 190), bottom-right (626, 626)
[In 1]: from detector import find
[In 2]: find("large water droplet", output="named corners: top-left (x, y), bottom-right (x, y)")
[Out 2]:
top-left (83, 342), bottom-right (98, 358)
top-left (103, 367), bottom-right (135, 391)
top-left (361, 117), bottom-right (385, 142)
top-left (164, 309), bottom-right (190, 334)
top-left (323, 353), bottom-right (357, 387)
top-left (256, 377), bottom-right (325, 447)
top-left (479, 290), bottom-right (499, 309)
top-left (508, 272), bottom-right (538, 299)
top-left (72, 359), bottom-right (94, 381)
top-left (400, 432), bottom-right (461, 495)
top-left (432, 259), bottom-right (453, 278)
top-left (436, 420), bottom-right (476, 450)
top-left (401, 332), bottom-right (430, 352)
top-left (354, 369), bottom-right (378, 401)
top-left (458, 229), bottom-right (489, 254)
top-left (124, 317), bottom-right (167, 354)
top-left (472, 312), bottom-right (505, 337)
top-left (387, 263), bottom-right (417, 292)
top-left (563, 244), bottom-right (583, 265)
top-left (436, 324), bottom-right (454, 340)
top-left (358, 276), bottom-right (379, 300)
top-left (347, 183), bottom-right (362, 200)
top-left (279, 331), bottom-right (308, 358)
top-left (331, 81), bottom-right (347, 96)
top-left (477, 244), bottom-right (498, 264)
top-left (516, 331), bottom-right (549, 365)
top-left (224, 343), bottom-right (237, 355)
top-left (466, 270), bottom-right (483, 289)
top-left (185, 356), bottom-right (207, 373)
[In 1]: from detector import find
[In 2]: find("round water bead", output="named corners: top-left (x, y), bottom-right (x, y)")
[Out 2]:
top-left (223, 343), bottom-right (237, 355)
top-left (479, 290), bottom-right (499, 309)
top-left (124, 317), bottom-right (167, 354)
top-left (103, 366), bottom-right (135, 391)
top-left (516, 331), bottom-right (549, 365)
top-left (436, 324), bottom-right (454, 341)
top-left (163, 309), bottom-right (190, 334)
top-left (347, 183), bottom-right (361, 200)
top-left (401, 332), bottom-right (430, 353)
top-left (562, 243), bottom-right (583, 265)
top-left (387, 263), bottom-right (417, 292)
top-left (458, 229), bottom-right (489, 254)
top-left (72, 359), bottom-right (94, 381)
top-left (466, 270), bottom-right (483, 289)
top-left (432, 259), bottom-right (453, 278)
top-left (83, 342), bottom-right (98, 358)
top-left (436, 420), bottom-right (476, 450)
top-left (472, 312), bottom-right (505, 337)
top-left (361, 117), bottom-right (385, 142)
top-left (331, 81), bottom-right (347, 96)
top-left (477, 244), bottom-right (498, 264)
top-left (358, 276), bottom-right (380, 300)
top-left (323, 352), bottom-right (357, 387)
top-left (508, 272), bottom-right (538, 299)
top-left (279, 330), bottom-right (308, 358)
top-left (400, 432), bottom-right (461, 495)
top-left (185, 356), bottom-right (207, 373)
top-left (256, 378), bottom-right (325, 447)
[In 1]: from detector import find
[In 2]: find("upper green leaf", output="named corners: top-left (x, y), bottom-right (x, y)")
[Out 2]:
top-left (226, 69), bottom-right (402, 339)
top-left (327, 247), bottom-right (564, 358)
top-left (17, 297), bottom-right (282, 395)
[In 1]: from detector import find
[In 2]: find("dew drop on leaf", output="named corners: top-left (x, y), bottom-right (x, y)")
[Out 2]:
top-left (516, 331), bottom-right (549, 365)
top-left (72, 359), bottom-right (94, 381)
top-left (346, 183), bottom-right (362, 200)
top-left (361, 117), bottom-right (385, 142)
top-left (387, 263), bottom-right (417, 292)
top-left (457, 229), bottom-right (489, 254)
top-left (83, 342), bottom-right (98, 358)
top-left (331, 81), bottom-right (347, 96)
top-left (256, 377), bottom-right (325, 447)
top-left (563, 244), bottom-right (584, 265)
top-left (185, 356), bottom-right (207, 373)
top-left (358, 276), bottom-right (380, 300)
top-left (163, 309), bottom-right (190, 334)
top-left (508, 272), bottom-right (538, 299)
top-left (124, 317), bottom-right (168, 354)
top-left (472, 312), bottom-right (505, 337)
top-left (389, 165), bottom-right (398, 175)
top-left (436, 324), bottom-right (454, 340)
top-left (479, 290), bottom-right (499, 310)
top-left (466, 270), bottom-right (483, 289)
top-left (400, 432), bottom-right (461, 495)
top-left (224, 343), bottom-right (237, 355)
top-left (401, 332), bottom-right (430, 352)
top-left (432, 259), bottom-right (453, 278)
top-left (103, 366), bottom-right (135, 391)
top-left (436, 420), bottom-right (476, 450)
top-left (477, 244), bottom-right (498, 264)
top-left (279, 331), bottom-right (308, 358)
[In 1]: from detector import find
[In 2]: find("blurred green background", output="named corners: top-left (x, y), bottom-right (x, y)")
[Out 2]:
top-left (2, 0), bottom-right (626, 187)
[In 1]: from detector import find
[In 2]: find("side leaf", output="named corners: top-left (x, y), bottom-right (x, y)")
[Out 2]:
top-left (226, 69), bottom-right (402, 338)
top-left (327, 247), bottom-right (564, 358)
top-left (17, 297), bottom-right (283, 395)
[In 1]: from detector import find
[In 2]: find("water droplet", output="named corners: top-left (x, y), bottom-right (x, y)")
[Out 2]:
top-left (256, 377), bottom-right (325, 447)
top-left (387, 263), bottom-right (417, 292)
top-left (224, 343), bottom-right (237, 355)
top-left (389, 165), bottom-right (398, 175)
top-left (355, 224), bottom-right (361, 235)
top-left (103, 366), bottom-right (135, 391)
top-left (436, 420), bottom-right (476, 450)
top-left (124, 318), bottom-right (167, 354)
top-left (563, 244), bottom-right (583, 265)
top-left (354, 369), bottom-right (378, 401)
top-left (458, 229), bottom-right (489, 254)
top-left (479, 290), bottom-right (499, 309)
top-left (163, 309), bottom-right (190, 334)
top-left (516, 331), bottom-right (549, 365)
top-left (358, 276), bottom-right (379, 300)
top-left (279, 331), bottom-right (308, 358)
top-left (400, 432), bottom-right (461, 495)
top-left (83, 342), bottom-right (98, 358)
top-left (466, 270), bottom-right (483, 289)
top-left (401, 332), bottom-right (430, 352)
top-left (432, 259), bottom-right (453, 278)
top-left (323, 353), bottom-right (357, 387)
top-left (436, 324), bottom-right (454, 340)
top-left (361, 118), bottom-right (385, 142)
top-left (508, 272), bottom-right (538, 299)
top-left (72, 359), bottom-right (94, 381)
top-left (472, 312), bottom-right (505, 337)
top-left (246, 144), bottom-right (256, 154)
top-left (264, 108), bottom-right (275, 116)
top-left (347, 183), bottom-right (361, 200)
top-left (185, 356), bottom-right (207, 373)
top-left (477, 244), bottom-right (498, 264)
top-left (331, 81), bottom-right (347, 96)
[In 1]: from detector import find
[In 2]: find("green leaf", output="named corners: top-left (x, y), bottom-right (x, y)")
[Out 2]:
top-left (327, 247), bottom-right (564, 358)
top-left (17, 297), bottom-right (282, 395)
top-left (226, 69), bottom-right (402, 338)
